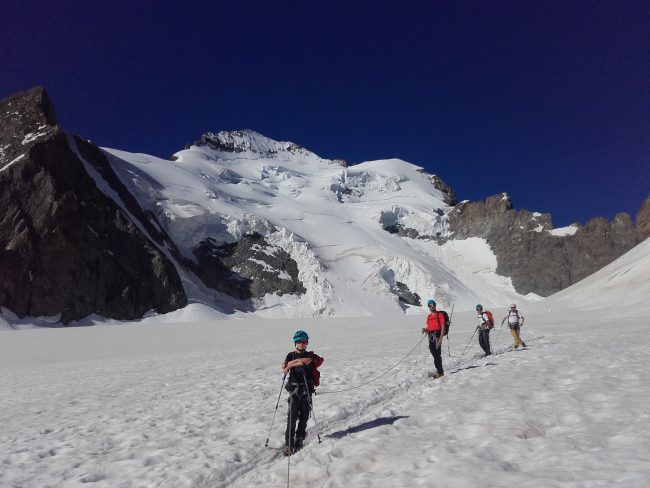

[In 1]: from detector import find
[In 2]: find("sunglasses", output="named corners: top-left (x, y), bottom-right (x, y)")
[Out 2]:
top-left (295, 340), bottom-right (308, 345)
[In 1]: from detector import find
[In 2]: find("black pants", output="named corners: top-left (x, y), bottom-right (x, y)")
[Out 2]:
top-left (428, 332), bottom-right (444, 375)
top-left (478, 329), bottom-right (491, 355)
top-left (285, 388), bottom-right (311, 447)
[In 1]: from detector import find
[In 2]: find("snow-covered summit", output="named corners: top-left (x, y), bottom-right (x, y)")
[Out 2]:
top-left (182, 129), bottom-right (346, 168)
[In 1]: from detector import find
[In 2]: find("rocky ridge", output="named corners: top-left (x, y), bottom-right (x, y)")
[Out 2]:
top-left (417, 168), bottom-right (457, 206)
top-left (443, 193), bottom-right (646, 296)
top-left (381, 188), bottom-right (648, 297)
top-left (193, 129), bottom-right (348, 167)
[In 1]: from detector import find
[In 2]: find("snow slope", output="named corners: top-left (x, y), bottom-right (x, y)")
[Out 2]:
top-left (547, 236), bottom-right (650, 311)
top-left (1, 239), bottom-right (649, 487)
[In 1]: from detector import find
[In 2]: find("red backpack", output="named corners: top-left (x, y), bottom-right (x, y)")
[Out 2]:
top-left (309, 352), bottom-right (324, 387)
top-left (484, 311), bottom-right (495, 329)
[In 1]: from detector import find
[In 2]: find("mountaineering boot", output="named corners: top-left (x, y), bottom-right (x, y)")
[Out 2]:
top-left (433, 372), bottom-right (444, 379)
top-left (294, 437), bottom-right (304, 452)
top-left (283, 446), bottom-right (293, 457)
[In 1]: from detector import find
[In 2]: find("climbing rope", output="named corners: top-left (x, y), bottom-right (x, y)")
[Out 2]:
top-left (450, 327), bottom-right (478, 371)
top-left (318, 334), bottom-right (426, 394)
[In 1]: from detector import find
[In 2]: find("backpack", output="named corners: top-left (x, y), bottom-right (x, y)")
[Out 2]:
top-left (484, 310), bottom-right (494, 329)
top-left (439, 311), bottom-right (450, 336)
top-left (508, 310), bottom-right (520, 325)
top-left (309, 352), bottom-right (324, 387)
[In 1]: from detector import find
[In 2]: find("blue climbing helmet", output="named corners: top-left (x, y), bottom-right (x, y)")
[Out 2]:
top-left (427, 299), bottom-right (436, 306)
top-left (475, 304), bottom-right (483, 310)
top-left (292, 330), bottom-right (309, 343)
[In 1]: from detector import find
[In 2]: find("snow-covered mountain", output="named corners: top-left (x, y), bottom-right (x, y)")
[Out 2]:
top-left (1, 87), bottom-right (648, 326)
top-left (99, 128), bottom-right (531, 321)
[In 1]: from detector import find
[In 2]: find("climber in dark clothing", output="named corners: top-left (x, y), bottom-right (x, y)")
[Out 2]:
top-left (475, 304), bottom-right (493, 356)
top-left (281, 330), bottom-right (323, 455)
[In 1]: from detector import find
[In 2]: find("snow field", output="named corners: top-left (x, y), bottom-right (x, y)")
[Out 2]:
top-left (2, 305), bottom-right (649, 487)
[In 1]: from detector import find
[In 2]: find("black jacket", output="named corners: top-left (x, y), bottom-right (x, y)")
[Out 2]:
top-left (284, 351), bottom-right (317, 393)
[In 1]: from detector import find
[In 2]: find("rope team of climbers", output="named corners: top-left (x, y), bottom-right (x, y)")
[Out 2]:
top-left (268, 301), bottom-right (529, 485)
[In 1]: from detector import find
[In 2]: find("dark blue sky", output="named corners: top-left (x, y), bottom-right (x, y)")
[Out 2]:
top-left (2, 1), bottom-right (648, 227)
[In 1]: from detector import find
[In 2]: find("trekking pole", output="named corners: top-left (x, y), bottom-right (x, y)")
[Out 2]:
top-left (446, 303), bottom-right (455, 357)
top-left (301, 369), bottom-right (322, 443)
top-left (287, 392), bottom-right (293, 488)
top-left (453, 327), bottom-right (478, 370)
top-left (265, 372), bottom-right (287, 448)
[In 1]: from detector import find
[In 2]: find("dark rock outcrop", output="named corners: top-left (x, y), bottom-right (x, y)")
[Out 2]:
top-left (193, 232), bottom-right (306, 300)
top-left (385, 225), bottom-right (422, 240)
top-left (636, 196), bottom-right (650, 242)
top-left (0, 86), bottom-right (187, 323)
top-left (445, 193), bottom-right (641, 296)
top-left (395, 281), bottom-right (421, 306)
top-left (417, 169), bottom-right (457, 205)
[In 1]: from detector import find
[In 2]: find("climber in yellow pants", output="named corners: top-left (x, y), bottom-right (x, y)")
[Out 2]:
top-left (502, 304), bottom-right (527, 348)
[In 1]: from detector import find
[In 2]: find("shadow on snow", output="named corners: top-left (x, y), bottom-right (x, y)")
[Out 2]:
top-left (326, 416), bottom-right (409, 439)
top-left (450, 362), bottom-right (498, 374)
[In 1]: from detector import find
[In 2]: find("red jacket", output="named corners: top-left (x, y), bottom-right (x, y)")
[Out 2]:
top-left (426, 311), bottom-right (446, 332)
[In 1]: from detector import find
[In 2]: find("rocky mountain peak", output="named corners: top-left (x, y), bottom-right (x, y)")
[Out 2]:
top-left (0, 85), bottom-right (57, 127)
top-left (1, 86), bottom-right (59, 170)
top-left (485, 193), bottom-right (514, 212)
top-left (450, 192), bottom-right (523, 231)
